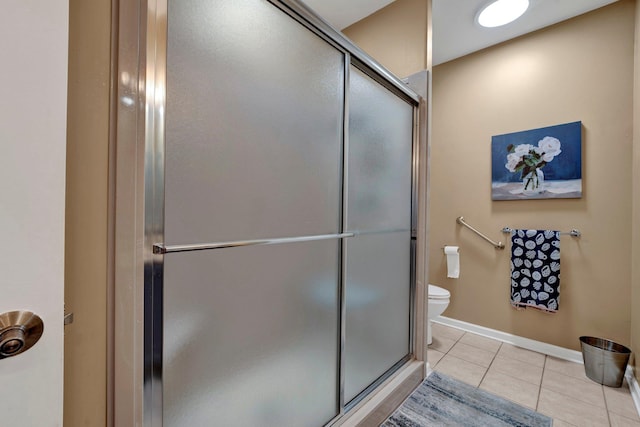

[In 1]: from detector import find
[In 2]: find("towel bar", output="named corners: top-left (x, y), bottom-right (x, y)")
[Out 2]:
top-left (501, 227), bottom-right (581, 237)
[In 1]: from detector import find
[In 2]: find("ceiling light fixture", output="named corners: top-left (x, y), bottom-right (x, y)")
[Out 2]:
top-left (477, 0), bottom-right (530, 28)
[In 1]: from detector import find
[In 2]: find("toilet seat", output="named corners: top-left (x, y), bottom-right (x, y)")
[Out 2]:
top-left (428, 284), bottom-right (450, 300)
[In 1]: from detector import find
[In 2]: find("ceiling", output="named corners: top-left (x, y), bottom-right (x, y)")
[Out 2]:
top-left (301, 0), bottom-right (619, 65)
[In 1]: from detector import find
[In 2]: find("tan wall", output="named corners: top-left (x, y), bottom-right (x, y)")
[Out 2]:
top-left (65, 0), bottom-right (111, 425)
top-left (343, 0), bottom-right (429, 78)
top-left (430, 1), bottom-right (635, 350)
top-left (632, 0), bottom-right (640, 377)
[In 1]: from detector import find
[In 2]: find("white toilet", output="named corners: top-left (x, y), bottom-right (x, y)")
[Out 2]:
top-left (427, 284), bottom-right (451, 345)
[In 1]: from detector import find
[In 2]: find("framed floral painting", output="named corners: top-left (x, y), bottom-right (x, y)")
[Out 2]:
top-left (491, 121), bottom-right (582, 200)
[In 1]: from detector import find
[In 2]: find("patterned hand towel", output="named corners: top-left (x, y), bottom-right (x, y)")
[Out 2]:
top-left (510, 229), bottom-right (560, 312)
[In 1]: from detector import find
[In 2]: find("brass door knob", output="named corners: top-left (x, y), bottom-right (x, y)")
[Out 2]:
top-left (0, 311), bottom-right (43, 359)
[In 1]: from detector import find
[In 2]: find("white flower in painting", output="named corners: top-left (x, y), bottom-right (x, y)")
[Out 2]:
top-left (543, 153), bottom-right (557, 162)
top-left (505, 153), bottom-right (520, 173)
top-left (538, 136), bottom-right (561, 156)
top-left (514, 144), bottom-right (534, 157)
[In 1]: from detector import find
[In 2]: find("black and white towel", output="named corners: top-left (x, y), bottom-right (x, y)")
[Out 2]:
top-left (510, 229), bottom-right (560, 312)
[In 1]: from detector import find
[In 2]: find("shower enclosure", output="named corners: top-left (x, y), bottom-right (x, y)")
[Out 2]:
top-left (113, 0), bottom-right (426, 425)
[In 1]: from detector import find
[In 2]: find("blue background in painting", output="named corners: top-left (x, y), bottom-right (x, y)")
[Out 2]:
top-left (491, 121), bottom-right (582, 183)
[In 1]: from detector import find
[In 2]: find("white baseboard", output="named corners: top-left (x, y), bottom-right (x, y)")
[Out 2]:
top-left (434, 316), bottom-right (640, 418)
top-left (626, 365), bottom-right (640, 419)
top-left (433, 316), bottom-right (583, 364)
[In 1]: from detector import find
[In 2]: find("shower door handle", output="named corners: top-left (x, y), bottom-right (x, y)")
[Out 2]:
top-left (154, 232), bottom-right (355, 254)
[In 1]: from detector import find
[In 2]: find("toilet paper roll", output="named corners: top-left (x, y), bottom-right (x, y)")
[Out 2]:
top-left (444, 246), bottom-right (460, 278)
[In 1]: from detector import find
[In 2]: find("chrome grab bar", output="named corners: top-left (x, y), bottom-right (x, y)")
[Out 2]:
top-left (153, 232), bottom-right (355, 254)
top-left (456, 216), bottom-right (505, 250)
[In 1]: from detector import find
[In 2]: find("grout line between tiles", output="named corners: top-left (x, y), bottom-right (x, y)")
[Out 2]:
top-left (536, 356), bottom-right (546, 412)
top-left (602, 382), bottom-right (611, 426)
top-left (477, 342), bottom-right (502, 388)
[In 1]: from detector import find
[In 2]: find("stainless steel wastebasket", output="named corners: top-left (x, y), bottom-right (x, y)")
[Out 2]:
top-left (579, 336), bottom-right (631, 388)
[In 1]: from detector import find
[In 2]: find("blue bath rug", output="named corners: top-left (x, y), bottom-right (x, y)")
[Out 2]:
top-left (381, 371), bottom-right (552, 427)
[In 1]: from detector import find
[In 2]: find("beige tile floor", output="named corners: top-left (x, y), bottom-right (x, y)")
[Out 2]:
top-left (428, 322), bottom-right (640, 426)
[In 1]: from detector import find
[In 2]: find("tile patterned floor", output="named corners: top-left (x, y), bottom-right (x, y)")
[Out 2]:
top-left (428, 322), bottom-right (640, 427)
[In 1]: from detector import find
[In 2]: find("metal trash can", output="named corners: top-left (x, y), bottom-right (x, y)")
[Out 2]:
top-left (579, 336), bottom-right (631, 388)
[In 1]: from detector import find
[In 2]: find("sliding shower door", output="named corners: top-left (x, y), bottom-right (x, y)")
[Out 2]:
top-left (161, 0), bottom-right (343, 425)
top-left (134, 0), bottom-right (421, 426)
top-left (344, 66), bottom-right (415, 404)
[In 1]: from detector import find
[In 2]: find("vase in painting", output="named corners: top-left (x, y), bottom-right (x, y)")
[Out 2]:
top-left (522, 168), bottom-right (544, 195)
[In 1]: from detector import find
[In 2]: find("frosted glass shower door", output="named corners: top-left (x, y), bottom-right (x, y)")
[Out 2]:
top-left (160, 0), bottom-right (344, 425)
top-left (344, 66), bottom-right (414, 404)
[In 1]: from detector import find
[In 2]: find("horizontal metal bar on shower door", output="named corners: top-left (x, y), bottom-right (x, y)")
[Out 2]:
top-left (153, 232), bottom-right (355, 254)
top-left (456, 216), bottom-right (505, 250)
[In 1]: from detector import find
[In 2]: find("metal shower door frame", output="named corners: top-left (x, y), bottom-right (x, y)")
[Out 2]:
top-left (112, 1), bottom-right (426, 426)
